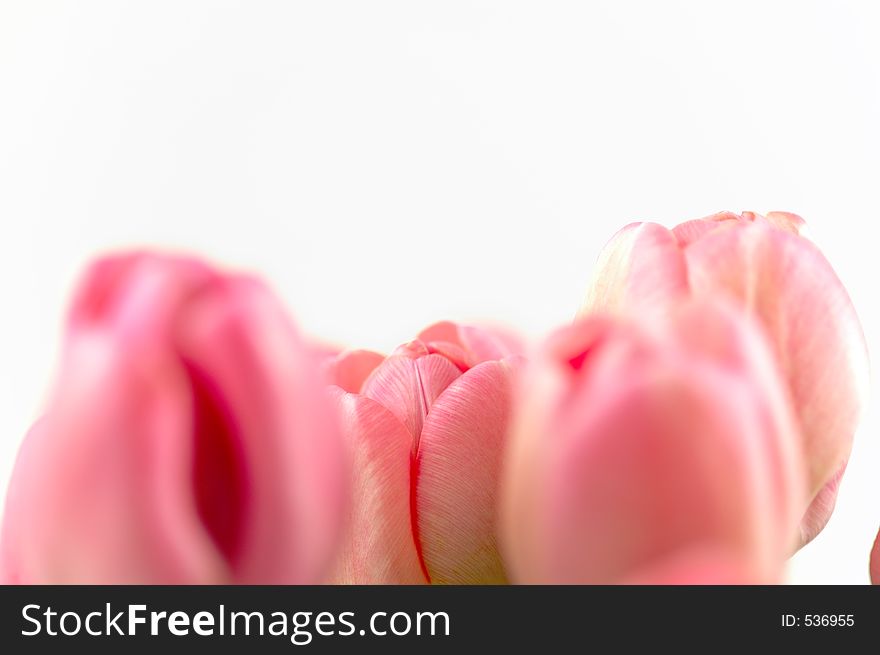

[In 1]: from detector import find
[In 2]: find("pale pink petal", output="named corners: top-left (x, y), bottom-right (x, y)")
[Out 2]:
top-left (581, 222), bottom-right (689, 317)
top-left (798, 463), bottom-right (846, 547)
top-left (747, 210), bottom-right (806, 235)
top-left (326, 349), bottom-right (385, 393)
top-left (328, 390), bottom-right (426, 584)
top-left (671, 211), bottom-right (741, 247)
top-left (683, 222), bottom-right (869, 545)
top-left (670, 301), bottom-right (805, 550)
top-left (360, 354), bottom-right (461, 445)
top-left (415, 360), bottom-right (516, 584)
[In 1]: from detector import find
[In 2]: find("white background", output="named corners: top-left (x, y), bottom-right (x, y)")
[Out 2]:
top-left (1, 1), bottom-right (877, 583)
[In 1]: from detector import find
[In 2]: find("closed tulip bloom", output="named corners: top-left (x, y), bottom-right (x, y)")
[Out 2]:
top-left (582, 211), bottom-right (869, 546)
top-left (1, 252), bottom-right (346, 584)
top-left (327, 321), bottom-right (522, 584)
top-left (502, 300), bottom-right (804, 584)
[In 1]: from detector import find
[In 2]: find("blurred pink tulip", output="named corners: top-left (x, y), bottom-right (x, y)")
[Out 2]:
top-left (1, 252), bottom-right (347, 584)
top-left (582, 211), bottom-right (869, 546)
top-left (502, 300), bottom-right (804, 584)
top-left (872, 529), bottom-right (880, 585)
top-left (326, 321), bottom-right (522, 584)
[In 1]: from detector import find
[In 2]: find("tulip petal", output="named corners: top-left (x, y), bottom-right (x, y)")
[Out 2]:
top-left (416, 360), bottom-right (515, 584)
top-left (871, 528), bottom-right (880, 585)
top-left (2, 255), bottom-right (346, 585)
top-left (175, 278), bottom-right (346, 583)
top-left (798, 463), bottom-right (846, 547)
top-left (328, 390), bottom-right (426, 584)
top-left (458, 325), bottom-right (523, 364)
top-left (392, 339), bottom-right (431, 359)
top-left (670, 301), bottom-right (805, 551)
top-left (550, 373), bottom-right (777, 583)
top-left (671, 211), bottom-right (740, 247)
top-left (417, 321), bottom-right (462, 345)
top-left (68, 252), bottom-right (216, 341)
top-left (750, 210), bottom-right (805, 235)
top-left (360, 354), bottom-right (461, 445)
top-left (581, 222), bottom-right (689, 317)
top-left (683, 221), bottom-right (869, 543)
top-left (418, 321), bottom-right (524, 368)
top-left (326, 349), bottom-right (385, 393)
top-left (622, 547), bottom-right (756, 584)
top-left (672, 211), bottom-right (804, 248)
top-left (503, 303), bottom-right (802, 584)
top-left (421, 340), bottom-right (471, 371)
top-left (1, 338), bottom-right (226, 584)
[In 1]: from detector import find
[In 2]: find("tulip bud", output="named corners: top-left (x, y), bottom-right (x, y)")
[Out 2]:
top-left (502, 300), bottom-right (804, 584)
top-left (327, 321), bottom-right (522, 584)
top-left (582, 211), bottom-right (869, 546)
top-left (1, 252), bottom-right (346, 584)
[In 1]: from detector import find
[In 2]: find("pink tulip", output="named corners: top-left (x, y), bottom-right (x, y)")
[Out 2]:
top-left (872, 529), bottom-right (880, 585)
top-left (326, 321), bottom-right (522, 584)
top-left (0, 252), bottom-right (346, 584)
top-left (582, 211), bottom-right (869, 546)
top-left (501, 300), bottom-right (804, 584)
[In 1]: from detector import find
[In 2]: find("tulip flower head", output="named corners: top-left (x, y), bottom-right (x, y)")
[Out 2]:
top-left (581, 211), bottom-right (869, 546)
top-left (326, 321), bottom-right (522, 584)
top-left (502, 300), bottom-right (805, 584)
top-left (1, 252), bottom-right (347, 584)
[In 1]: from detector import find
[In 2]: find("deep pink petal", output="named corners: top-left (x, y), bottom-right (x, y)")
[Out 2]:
top-left (415, 360), bottom-right (516, 584)
top-left (175, 278), bottom-right (346, 583)
top-left (328, 390), bottom-right (425, 584)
